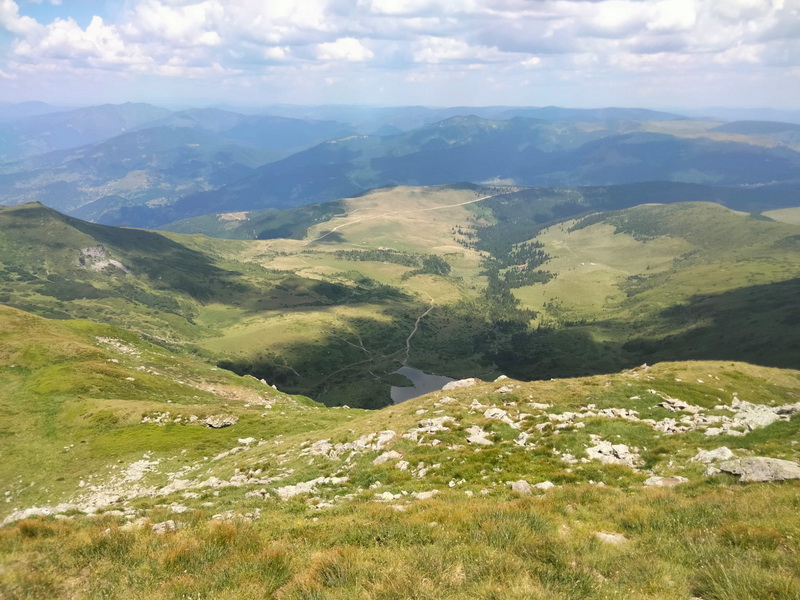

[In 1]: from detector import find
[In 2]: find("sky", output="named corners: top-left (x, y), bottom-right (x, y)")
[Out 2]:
top-left (0, 0), bottom-right (798, 109)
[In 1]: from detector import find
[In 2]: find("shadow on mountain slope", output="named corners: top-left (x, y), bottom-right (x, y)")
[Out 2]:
top-left (477, 278), bottom-right (800, 382)
top-left (621, 277), bottom-right (800, 369)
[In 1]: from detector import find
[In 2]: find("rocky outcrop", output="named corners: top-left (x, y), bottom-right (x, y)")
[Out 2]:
top-left (274, 477), bottom-right (349, 500)
top-left (79, 246), bottom-right (130, 273)
top-left (714, 457), bottom-right (800, 482)
top-left (584, 435), bottom-right (641, 468)
top-left (204, 414), bottom-right (239, 428)
top-left (442, 378), bottom-right (478, 390)
top-left (692, 447), bottom-right (735, 463)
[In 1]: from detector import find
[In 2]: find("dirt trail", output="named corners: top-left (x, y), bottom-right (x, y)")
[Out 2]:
top-left (403, 293), bottom-right (435, 365)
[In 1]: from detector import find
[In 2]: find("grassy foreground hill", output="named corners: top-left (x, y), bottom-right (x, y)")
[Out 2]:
top-left (1, 304), bottom-right (799, 599)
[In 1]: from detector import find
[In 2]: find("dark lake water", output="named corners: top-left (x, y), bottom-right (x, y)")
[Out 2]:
top-left (390, 366), bottom-right (455, 403)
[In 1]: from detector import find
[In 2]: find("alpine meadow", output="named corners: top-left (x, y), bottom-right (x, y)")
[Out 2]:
top-left (1, 1), bottom-right (800, 599)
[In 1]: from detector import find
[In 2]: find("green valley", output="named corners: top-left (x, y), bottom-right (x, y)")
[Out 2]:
top-left (3, 185), bottom-right (800, 408)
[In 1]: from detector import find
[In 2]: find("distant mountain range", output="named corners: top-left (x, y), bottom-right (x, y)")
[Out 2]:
top-left (147, 116), bottom-right (800, 228)
top-left (1, 102), bottom-right (800, 228)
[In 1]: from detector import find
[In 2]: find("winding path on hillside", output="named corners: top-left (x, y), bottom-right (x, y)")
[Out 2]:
top-left (402, 292), bottom-right (435, 365)
top-left (311, 291), bottom-right (438, 386)
top-left (304, 194), bottom-right (491, 245)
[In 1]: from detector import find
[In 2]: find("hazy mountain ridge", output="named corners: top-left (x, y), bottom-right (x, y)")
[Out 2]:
top-left (0, 126), bottom-right (277, 215)
top-left (0, 103), bottom-right (173, 159)
top-left (3, 103), bottom-right (800, 228)
top-left (125, 116), bottom-right (800, 227)
top-left (162, 181), bottom-right (800, 241)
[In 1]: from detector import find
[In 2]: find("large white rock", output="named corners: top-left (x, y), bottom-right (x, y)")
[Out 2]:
top-left (204, 414), bottom-right (239, 428)
top-left (716, 457), bottom-right (800, 482)
top-left (442, 378), bottom-right (478, 390)
top-left (465, 425), bottom-right (493, 446)
top-left (692, 447), bottom-right (735, 464)
top-left (510, 480), bottom-right (532, 494)
top-left (595, 531), bottom-right (628, 545)
top-left (373, 450), bottom-right (403, 466)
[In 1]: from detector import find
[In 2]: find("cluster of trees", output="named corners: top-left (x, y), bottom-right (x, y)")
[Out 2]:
top-left (451, 225), bottom-right (478, 249)
top-left (333, 248), bottom-right (452, 279)
top-left (505, 241), bottom-right (549, 268)
top-left (333, 248), bottom-right (420, 267)
top-left (402, 254), bottom-right (451, 279)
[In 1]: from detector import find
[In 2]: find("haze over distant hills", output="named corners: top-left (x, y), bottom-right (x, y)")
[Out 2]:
top-left (1, 102), bottom-right (800, 228)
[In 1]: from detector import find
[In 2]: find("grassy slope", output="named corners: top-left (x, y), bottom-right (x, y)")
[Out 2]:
top-left (509, 202), bottom-right (800, 375)
top-left (1, 201), bottom-right (466, 408)
top-left (765, 206), bottom-right (800, 225)
top-left (0, 305), bottom-right (350, 514)
top-left (1, 305), bottom-right (798, 598)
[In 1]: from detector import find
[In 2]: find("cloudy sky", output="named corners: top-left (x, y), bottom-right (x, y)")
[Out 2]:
top-left (0, 0), bottom-right (798, 109)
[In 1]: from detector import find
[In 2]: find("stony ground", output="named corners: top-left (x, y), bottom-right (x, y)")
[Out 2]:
top-left (2, 309), bottom-right (799, 598)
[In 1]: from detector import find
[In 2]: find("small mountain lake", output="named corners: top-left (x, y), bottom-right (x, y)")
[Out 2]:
top-left (390, 366), bottom-right (455, 403)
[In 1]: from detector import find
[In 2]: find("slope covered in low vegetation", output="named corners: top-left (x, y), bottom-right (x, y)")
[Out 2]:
top-left (1, 305), bottom-right (798, 599)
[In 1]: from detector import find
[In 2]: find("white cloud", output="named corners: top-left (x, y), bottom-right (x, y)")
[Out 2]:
top-left (316, 37), bottom-right (373, 61)
top-left (521, 56), bottom-right (541, 68)
top-left (413, 35), bottom-right (516, 63)
top-left (264, 46), bottom-right (290, 61)
top-left (1, 0), bottom-right (41, 34)
top-left (124, 0), bottom-right (222, 46)
top-left (368, 0), bottom-right (477, 16)
top-left (0, 0), bottom-right (798, 105)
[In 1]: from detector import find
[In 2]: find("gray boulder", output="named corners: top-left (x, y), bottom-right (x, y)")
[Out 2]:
top-left (717, 457), bottom-right (800, 482)
top-left (692, 447), bottom-right (735, 464)
top-left (204, 414), bottom-right (239, 428)
top-left (442, 378), bottom-right (478, 390)
top-left (510, 480), bottom-right (532, 494)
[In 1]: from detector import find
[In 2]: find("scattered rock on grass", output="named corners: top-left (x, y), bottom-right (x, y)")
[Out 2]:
top-left (483, 408), bottom-right (518, 428)
top-left (152, 520), bottom-right (177, 534)
top-left (585, 436), bottom-right (641, 468)
top-left (275, 476), bottom-right (349, 500)
top-left (465, 425), bottom-right (493, 446)
top-left (373, 450), bottom-right (403, 466)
